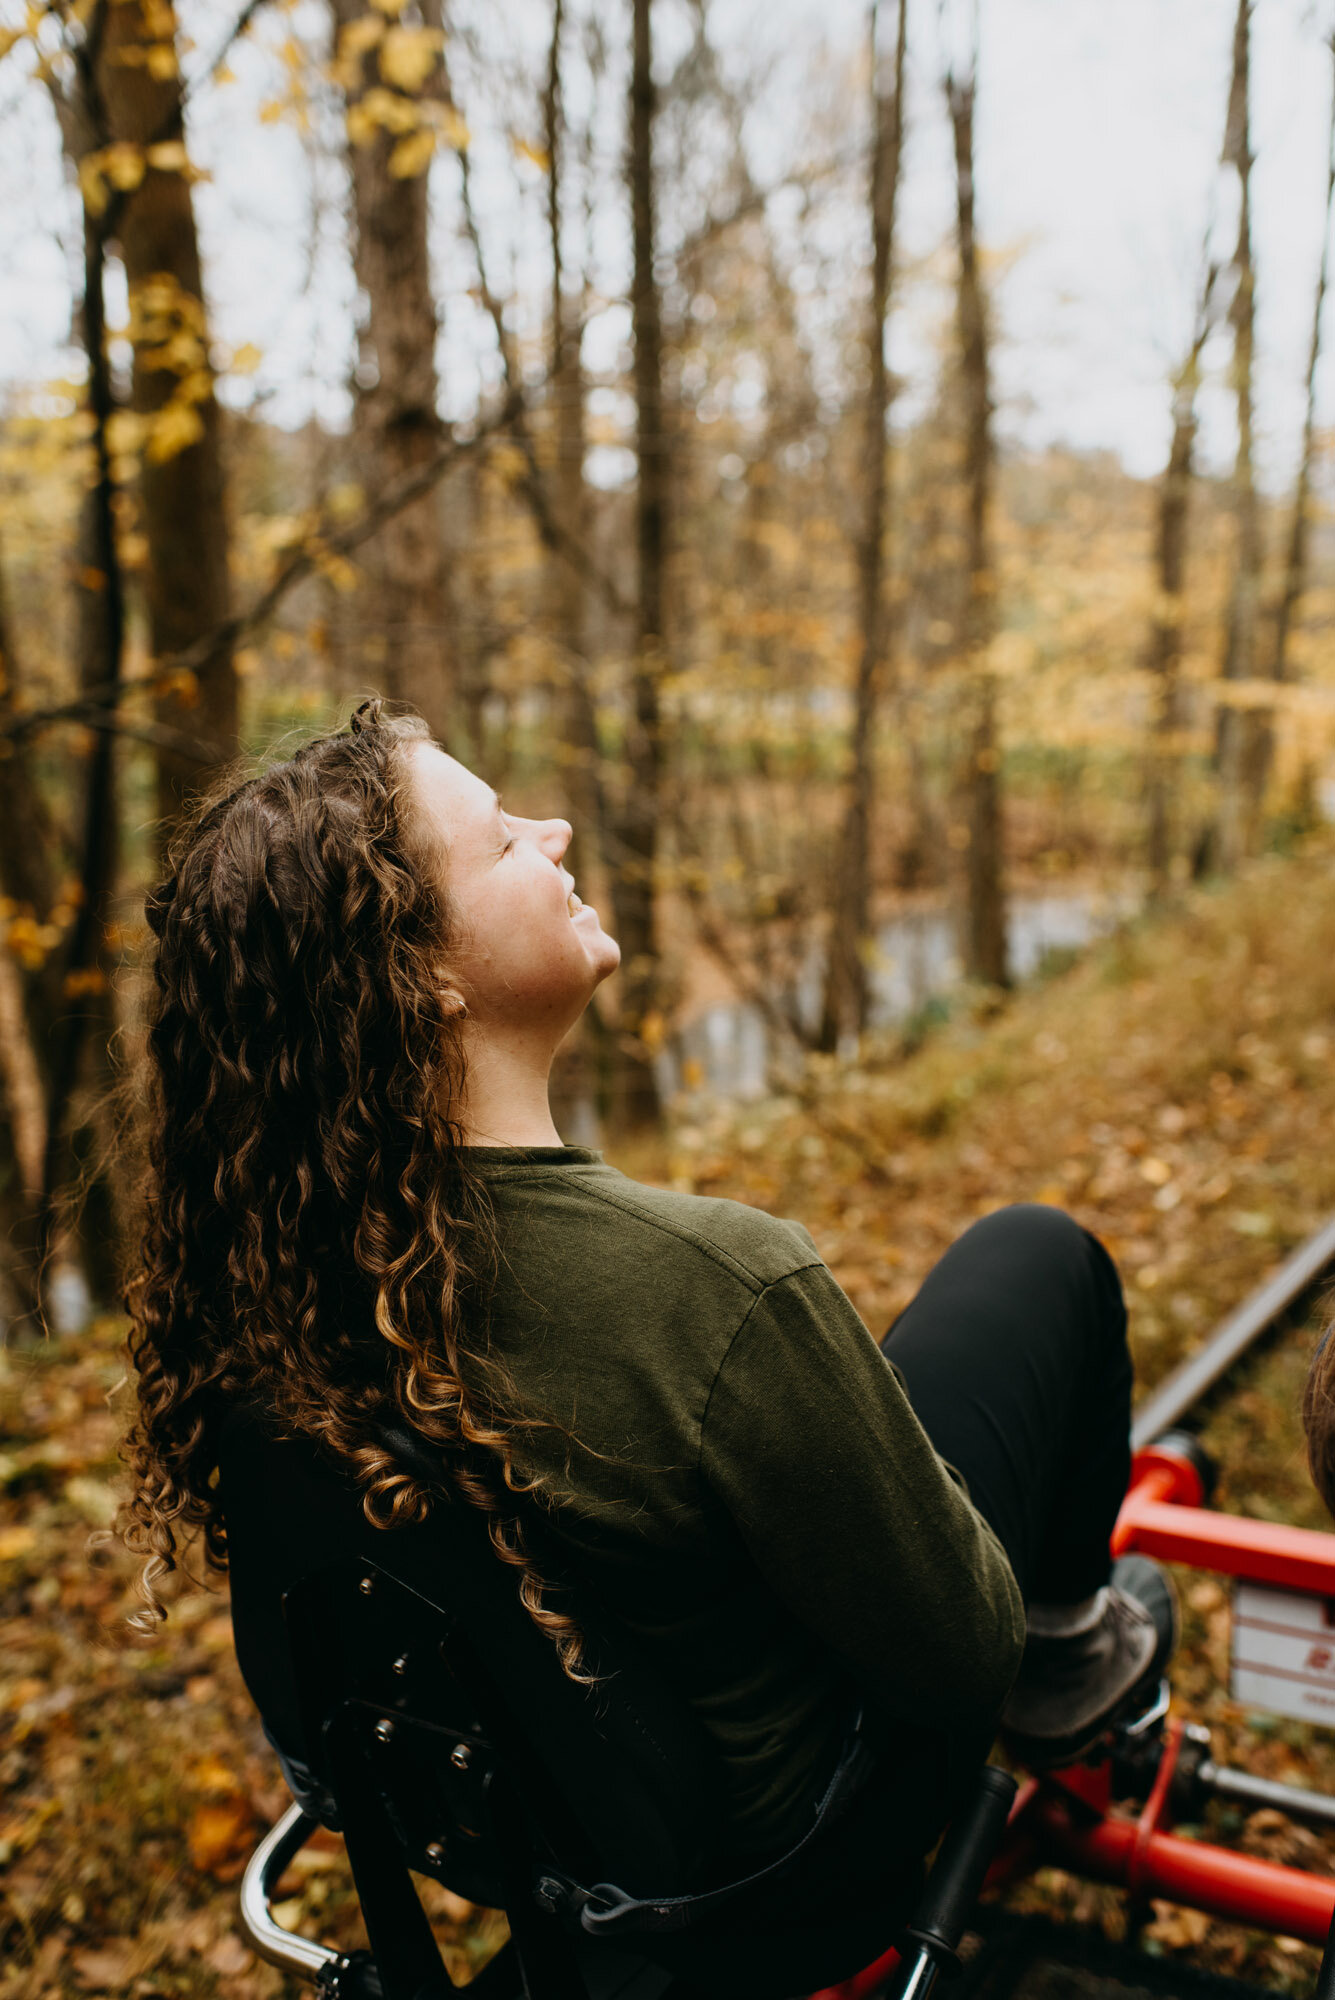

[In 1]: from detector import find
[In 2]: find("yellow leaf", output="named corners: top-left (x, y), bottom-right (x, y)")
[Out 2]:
top-left (192, 1753), bottom-right (240, 1794)
top-left (104, 411), bottom-right (141, 455)
top-left (156, 666), bottom-right (200, 705)
top-left (345, 100), bottom-right (378, 146)
top-left (214, 60), bottom-right (236, 83)
top-left (388, 128), bottom-right (435, 178)
top-left (325, 480), bottom-right (364, 520)
top-left (377, 22), bottom-right (442, 91)
top-left (145, 399), bottom-right (204, 464)
top-left (77, 155), bottom-right (108, 218)
top-left (319, 553), bottom-right (359, 594)
top-left (146, 139), bottom-right (189, 174)
top-left (259, 99), bottom-right (284, 124)
top-left (356, 83), bottom-right (417, 133)
top-left (101, 142), bottom-right (145, 190)
top-left (146, 41), bottom-right (178, 80)
top-left (229, 342), bottom-right (261, 375)
top-left (337, 13), bottom-right (384, 59)
top-left (63, 966), bottom-right (108, 998)
top-left (513, 137), bottom-right (550, 171)
top-left (0, 1526), bottom-right (35, 1561)
top-left (187, 1797), bottom-right (257, 1880)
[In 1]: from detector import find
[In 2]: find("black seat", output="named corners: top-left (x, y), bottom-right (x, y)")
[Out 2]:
top-left (226, 1411), bottom-right (1016, 2000)
top-left (255, 1553), bottom-right (706, 2000)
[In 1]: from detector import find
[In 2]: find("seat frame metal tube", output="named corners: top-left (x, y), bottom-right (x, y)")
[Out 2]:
top-left (238, 1802), bottom-right (351, 1984)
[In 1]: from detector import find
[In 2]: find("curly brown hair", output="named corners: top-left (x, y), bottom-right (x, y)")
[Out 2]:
top-left (1304, 1322), bottom-right (1335, 1522)
top-left (120, 700), bottom-right (589, 1678)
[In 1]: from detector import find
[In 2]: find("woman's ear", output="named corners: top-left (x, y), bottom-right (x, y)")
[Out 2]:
top-left (437, 980), bottom-right (468, 1019)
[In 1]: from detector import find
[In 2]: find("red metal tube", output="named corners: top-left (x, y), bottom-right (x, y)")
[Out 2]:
top-left (1034, 1796), bottom-right (1335, 1944)
top-left (1113, 1495), bottom-right (1335, 1594)
top-left (805, 1943), bottom-right (901, 2000)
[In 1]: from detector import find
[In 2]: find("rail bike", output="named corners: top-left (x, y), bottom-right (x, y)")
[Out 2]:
top-left (234, 1221), bottom-right (1335, 2000)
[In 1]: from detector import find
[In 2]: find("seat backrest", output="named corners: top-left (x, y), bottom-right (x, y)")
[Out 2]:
top-left (220, 1405), bottom-right (728, 1902)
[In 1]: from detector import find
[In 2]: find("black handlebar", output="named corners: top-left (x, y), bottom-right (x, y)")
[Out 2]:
top-left (905, 1765), bottom-right (1018, 1968)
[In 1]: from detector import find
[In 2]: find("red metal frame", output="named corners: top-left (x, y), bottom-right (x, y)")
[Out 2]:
top-left (809, 1442), bottom-right (1335, 2000)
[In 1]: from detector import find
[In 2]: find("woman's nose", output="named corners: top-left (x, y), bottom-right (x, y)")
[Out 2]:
top-left (540, 818), bottom-right (573, 861)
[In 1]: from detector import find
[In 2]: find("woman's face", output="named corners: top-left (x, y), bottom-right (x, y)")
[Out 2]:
top-left (406, 744), bottom-right (620, 1035)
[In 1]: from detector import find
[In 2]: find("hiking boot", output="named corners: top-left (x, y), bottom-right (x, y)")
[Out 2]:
top-left (1001, 1555), bottom-right (1178, 1770)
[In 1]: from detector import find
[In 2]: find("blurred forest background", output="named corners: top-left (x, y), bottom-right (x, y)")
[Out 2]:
top-left (0, 0), bottom-right (1334, 1326)
top-left (11, 3), bottom-right (1335, 1994)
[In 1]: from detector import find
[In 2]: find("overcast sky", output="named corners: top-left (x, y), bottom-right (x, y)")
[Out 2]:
top-left (1, 0), bottom-right (1333, 490)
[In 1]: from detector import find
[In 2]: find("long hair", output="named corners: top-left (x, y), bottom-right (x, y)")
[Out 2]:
top-left (1304, 1322), bottom-right (1335, 1521)
top-left (120, 701), bottom-right (590, 1678)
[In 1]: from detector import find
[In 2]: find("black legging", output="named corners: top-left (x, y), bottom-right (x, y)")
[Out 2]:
top-left (881, 1201), bottom-right (1133, 1606)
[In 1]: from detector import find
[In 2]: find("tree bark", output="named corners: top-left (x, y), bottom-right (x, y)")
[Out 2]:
top-left (818, 0), bottom-right (907, 1053)
top-left (1145, 269), bottom-right (1217, 892)
top-left (545, 0), bottom-right (602, 843)
top-left (1272, 32), bottom-right (1335, 688)
top-left (946, 26), bottom-right (1008, 988)
top-left (603, 0), bottom-right (666, 1127)
top-left (95, 0), bottom-right (236, 832)
top-left (1214, 0), bottom-right (1263, 870)
top-left (0, 545), bottom-right (59, 1328)
top-left (330, 0), bottom-right (450, 734)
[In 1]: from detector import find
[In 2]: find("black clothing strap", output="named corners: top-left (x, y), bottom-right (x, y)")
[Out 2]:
top-left (554, 1709), bottom-right (873, 1937)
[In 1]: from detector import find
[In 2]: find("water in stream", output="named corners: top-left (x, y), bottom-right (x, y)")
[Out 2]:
top-left (652, 887), bottom-right (1135, 1106)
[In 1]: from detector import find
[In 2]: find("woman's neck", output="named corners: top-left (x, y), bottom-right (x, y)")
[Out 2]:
top-left (455, 1026), bottom-right (564, 1148)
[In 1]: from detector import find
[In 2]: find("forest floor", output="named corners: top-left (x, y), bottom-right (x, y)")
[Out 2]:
top-left (6, 840), bottom-right (1335, 1997)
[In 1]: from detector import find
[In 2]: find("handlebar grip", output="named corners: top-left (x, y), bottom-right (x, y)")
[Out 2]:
top-left (905, 1765), bottom-right (1018, 1963)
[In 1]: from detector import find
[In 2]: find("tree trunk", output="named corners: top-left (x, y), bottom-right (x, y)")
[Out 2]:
top-left (946, 27), bottom-right (1008, 988)
top-left (1272, 32), bottom-right (1335, 688)
top-left (1214, 0), bottom-right (1263, 870)
top-left (603, 0), bottom-right (666, 1128)
top-left (818, 0), bottom-right (907, 1053)
top-left (545, 0), bottom-right (602, 844)
top-left (95, 0), bottom-right (236, 832)
top-left (330, 0), bottom-right (450, 734)
top-left (0, 545), bottom-right (58, 1329)
top-left (1145, 272), bottom-right (1216, 893)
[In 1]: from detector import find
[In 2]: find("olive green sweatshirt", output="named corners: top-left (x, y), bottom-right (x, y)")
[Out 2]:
top-left (468, 1146), bottom-right (1025, 1854)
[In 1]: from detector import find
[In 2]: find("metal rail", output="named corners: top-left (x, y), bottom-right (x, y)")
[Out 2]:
top-left (1131, 1214), bottom-right (1335, 1451)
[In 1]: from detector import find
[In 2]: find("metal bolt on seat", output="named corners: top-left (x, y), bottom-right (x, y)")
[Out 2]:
top-left (450, 1743), bottom-right (471, 1771)
top-left (534, 1876), bottom-right (563, 1915)
top-left (391, 1655), bottom-right (409, 1678)
top-left (424, 1842), bottom-right (446, 1866)
top-left (373, 1718), bottom-right (395, 1744)
top-left (358, 1575), bottom-right (375, 1597)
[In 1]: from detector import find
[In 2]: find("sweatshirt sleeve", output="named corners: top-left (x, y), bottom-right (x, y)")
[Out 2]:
top-left (699, 1263), bottom-right (1025, 1740)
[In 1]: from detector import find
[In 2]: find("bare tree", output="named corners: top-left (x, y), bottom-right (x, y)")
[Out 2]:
top-left (603, 0), bottom-right (668, 1126)
top-left (1145, 260), bottom-right (1220, 892)
top-left (94, 0), bottom-right (237, 829)
top-left (945, 8), bottom-right (1007, 987)
top-left (330, 0), bottom-right (450, 733)
top-left (1271, 31), bottom-right (1335, 689)
top-left (545, 0), bottom-right (602, 844)
top-left (1214, 0), bottom-right (1263, 870)
top-left (818, 0), bottom-right (908, 1053)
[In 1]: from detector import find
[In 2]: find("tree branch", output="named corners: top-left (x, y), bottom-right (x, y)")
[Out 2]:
top-left (455, 112), bottom-right (636, 623)
top-left (0, 391), bottom-right (523, 746)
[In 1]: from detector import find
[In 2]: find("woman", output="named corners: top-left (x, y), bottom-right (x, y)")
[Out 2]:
top-left (123, 703), bottom-right (1174, 1995)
